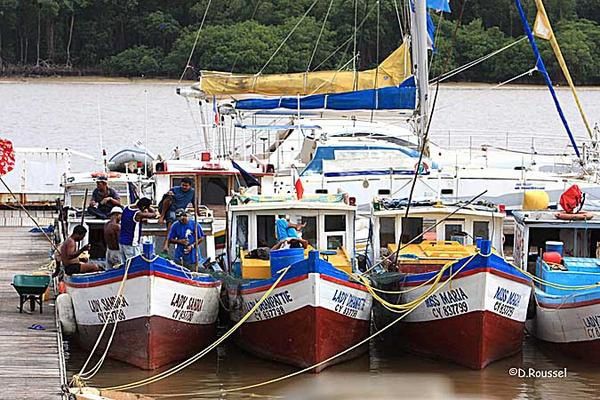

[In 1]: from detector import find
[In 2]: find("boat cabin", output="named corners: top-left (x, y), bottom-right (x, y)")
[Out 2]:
top-left (226, 194), bottom-right (356, 279)
top-left (370, 199), bottom-right (504, 270)
top-left (513, 210), bottom-right (600, 277)
top-left (153, 157), bottom-right (274, 218)
top-left (61, 171), bottom-right (217, 264)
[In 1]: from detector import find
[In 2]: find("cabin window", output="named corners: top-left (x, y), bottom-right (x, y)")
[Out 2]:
top-left (327, 235), bottom-right (344, 250)
top-left (300, 216), bottom-right (317, 247)
top-left (379, 217), bottom-right (396, 248)
top-left (325, 215), bottom-right (345, 232)
top-left (256, 215), bottom-right (277, 247)
top-left (473, 221), bottom-right (489, 240)
top-left (201, 177), bottom-right (228, 206)
top-left (401, 217), bottom-right (423, 244)
top-left (444, 223), bottom-right (464, 242)
top-left (324, 214), bottom-right (346, 250)
top-left (236, 215), bottom-right (248, 250)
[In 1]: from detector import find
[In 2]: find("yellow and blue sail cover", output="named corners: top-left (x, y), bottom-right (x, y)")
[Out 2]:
top-left (198, 41), bottom-right (411, 97)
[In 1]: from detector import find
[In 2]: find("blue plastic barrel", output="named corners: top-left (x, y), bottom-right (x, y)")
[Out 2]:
top-left (479, 239), bottom-right (492, 255)
top-left (270, 248), bottom-right (305, 275)
top-left (475, 237), bottom-right (483, 249)
top-left (545, 241), bottom-right (564, 256)
top-left (142, 240), bottom-right (154, 258)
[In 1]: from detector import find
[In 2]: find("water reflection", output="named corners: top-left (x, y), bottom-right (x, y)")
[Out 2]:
top-left (67, 334), bottom-right (600, 400)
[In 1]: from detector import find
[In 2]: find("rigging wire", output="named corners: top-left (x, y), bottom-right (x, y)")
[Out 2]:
top-left (312, 3), bottom-right (378, 71)
top-left (230, 0), bottom-right (262, 73)
top-left (392, 0), bottom-right (404, 38)
top-left (257, 0), bottom-right (319, 76)
top-left (431, 36), bottom-right (527, 84)
top-left (178, 0), bottom-right (213, 83)
top-left (307, 0), bottom-right (335, 72)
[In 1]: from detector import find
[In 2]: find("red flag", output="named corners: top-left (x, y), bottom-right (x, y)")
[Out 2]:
top-left (295, 178), bottom-right (304, 200)
top-left (0, 139), bottom-right (15, 175)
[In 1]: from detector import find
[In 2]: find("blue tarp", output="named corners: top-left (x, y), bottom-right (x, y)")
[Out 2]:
top-left (235, 76), bottom-right (417, 111)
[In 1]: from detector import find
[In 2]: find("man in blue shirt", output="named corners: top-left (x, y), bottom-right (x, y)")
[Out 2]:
top-left (159, 177), bottom-right (195, 253)
top-left (168, 208), bottom-right (205, 268)
top-left (274, 215), bottom-right (308, 249)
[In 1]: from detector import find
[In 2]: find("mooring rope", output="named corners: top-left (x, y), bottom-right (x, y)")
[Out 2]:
top-left (99, 266), bottom-right (291, 392)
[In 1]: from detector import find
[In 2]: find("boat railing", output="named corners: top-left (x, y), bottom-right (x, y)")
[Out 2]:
top-left (430, 129), bottom-right (591, 157)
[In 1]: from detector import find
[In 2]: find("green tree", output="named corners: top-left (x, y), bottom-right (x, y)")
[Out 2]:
top-left (102, 45), bottom-right (162, 76)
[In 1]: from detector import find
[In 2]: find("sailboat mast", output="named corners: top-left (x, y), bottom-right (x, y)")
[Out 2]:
top-left (413, 0), bottom-right (429, 142)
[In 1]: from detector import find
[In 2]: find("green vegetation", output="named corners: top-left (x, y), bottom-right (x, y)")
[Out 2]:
top-left (1, 0), bottom-right (600, 83)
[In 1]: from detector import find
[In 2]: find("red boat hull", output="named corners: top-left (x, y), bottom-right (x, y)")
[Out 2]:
top-left (400, 310), bottom-right (524, 369)
top-left (236, 305), bottom-right (370, 372)
top-left (77, 315), bottom-right (217, 370)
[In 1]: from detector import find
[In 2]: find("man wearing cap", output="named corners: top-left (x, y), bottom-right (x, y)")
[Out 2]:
top-left (168, 208), bottom-right (205, 268)
top-left (158, 177), bottom-right (195, 254)
top-left (89, 176), bottom-right (121, 219)
top-left (104, 206), bottom-right (122, 268)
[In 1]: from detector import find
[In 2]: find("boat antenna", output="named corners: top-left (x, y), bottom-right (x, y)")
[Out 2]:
top-left (144, 89), bottom-right (148, 177)
top-left (97, 95), bottom-right (105, 171)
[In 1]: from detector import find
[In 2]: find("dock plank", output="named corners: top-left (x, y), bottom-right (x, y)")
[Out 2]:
top-left (0, 227), bottom-right (66, 399)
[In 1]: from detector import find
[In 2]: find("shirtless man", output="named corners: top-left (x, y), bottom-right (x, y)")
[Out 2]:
top-left (104, 207), bottom-right (123, 268)
top-left (60, 225), bottom-right (103, 275)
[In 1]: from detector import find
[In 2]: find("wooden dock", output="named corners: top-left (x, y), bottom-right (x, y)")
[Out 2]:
top-left (0, 227), bottom-right (67, 399)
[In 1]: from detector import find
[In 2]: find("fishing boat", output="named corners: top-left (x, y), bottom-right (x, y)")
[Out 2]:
top-left (368, 197), bottom-right (531, 369)
top-left (64, 243), bottom-right (221, 370)
top-left (513, 205), bottom-right (600, 360)
top-left (224, 193), bottom-right (372, 372)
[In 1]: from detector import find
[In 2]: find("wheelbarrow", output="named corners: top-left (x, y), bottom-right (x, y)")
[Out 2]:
top-left (12, 274), bottom-right (51, 314)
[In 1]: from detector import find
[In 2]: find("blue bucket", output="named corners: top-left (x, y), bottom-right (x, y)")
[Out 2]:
top-left (545, 241), bottom-right (564, 256)
top-left (270, 248), bottom-right (305, 275)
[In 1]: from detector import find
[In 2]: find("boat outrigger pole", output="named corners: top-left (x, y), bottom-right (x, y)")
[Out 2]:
top-left (514, 0), bottom-right (581, 160)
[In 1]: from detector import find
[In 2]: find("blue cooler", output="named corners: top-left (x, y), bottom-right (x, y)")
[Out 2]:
top-left (545, 241), bottom-right (564, 256)
top-left (270, 248), bottom-right (305, 276)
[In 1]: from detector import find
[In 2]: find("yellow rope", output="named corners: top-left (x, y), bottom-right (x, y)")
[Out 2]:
top-left (353, 254), bottom-right (477, 311)
top-left (147, 255), bottom-right (474, 399)
top-left (100, 266), bottom-right (291, 392)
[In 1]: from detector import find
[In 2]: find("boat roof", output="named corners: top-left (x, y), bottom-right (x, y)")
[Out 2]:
top-left (63, 172), bottom-right (152, 186)
top-left (228, 194), bottom-right (355, 212)
top-left (372, 199), bottom-right (503, 219)
top-left (154, 159), bottom-right (272, 176)
top-left (513, 210), bottom-right (600, 227)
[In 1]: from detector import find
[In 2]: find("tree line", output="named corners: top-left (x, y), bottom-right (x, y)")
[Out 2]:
top-left (1, 0), bottom-right (600, 84)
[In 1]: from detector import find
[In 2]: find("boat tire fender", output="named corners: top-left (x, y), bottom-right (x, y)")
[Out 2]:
top-left (57, 293), bottom-right (77, 336)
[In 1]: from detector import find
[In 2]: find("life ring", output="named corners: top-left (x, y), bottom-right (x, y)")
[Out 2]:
top-left (91, 171), bottom-right (121, 179)
top-left (555, 212), bottom-right (594, 221)
top-left (414, 161), bottom-right (430, 174)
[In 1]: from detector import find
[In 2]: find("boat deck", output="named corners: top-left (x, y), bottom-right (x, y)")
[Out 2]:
top-left (0, 227), bottom-right (66, 399)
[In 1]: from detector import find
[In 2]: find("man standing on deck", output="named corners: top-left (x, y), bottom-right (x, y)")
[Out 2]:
top-left (104, 206), bottom-right (123, 268)
top-left (158, 177), bottom-right (195, 254)
top-left (119, 197), bottom-right (158, 261)
top-left (60, 225), bottom-right (103, 275)
top-left (168, 209), bottom-right (205, 268)
top-left (88, 176), bottom-right (121, 219)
